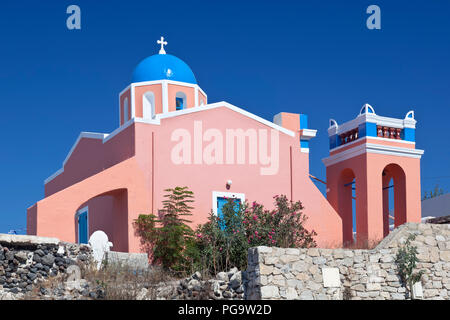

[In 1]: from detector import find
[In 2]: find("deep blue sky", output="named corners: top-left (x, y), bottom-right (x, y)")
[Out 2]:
top-left (0, 1), bottom-right (449, 233)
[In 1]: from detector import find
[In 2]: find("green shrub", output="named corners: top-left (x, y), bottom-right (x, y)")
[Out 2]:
top-left (134, 186), bottom-right (197, 274)
top-left (395, 233), bottom-right (425, 298)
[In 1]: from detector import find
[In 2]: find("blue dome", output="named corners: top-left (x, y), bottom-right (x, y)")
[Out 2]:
top-left (131, 54), bottom-right (197, 84)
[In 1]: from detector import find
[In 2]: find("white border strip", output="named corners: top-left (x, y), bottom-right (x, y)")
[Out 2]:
top-left (329, 136), bottom-right (415, 153)
top-left (323, 142), bottom-right (424, 167)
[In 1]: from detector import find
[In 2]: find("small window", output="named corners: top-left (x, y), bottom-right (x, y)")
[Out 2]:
top-left (143, 91), bottom-right (155, 119)
top-left (175, 91), bottom-right (187, 111)
top-left (124, 98), bottom-right (129, 123)
top-left (176, 97), bottom-right (184, 110)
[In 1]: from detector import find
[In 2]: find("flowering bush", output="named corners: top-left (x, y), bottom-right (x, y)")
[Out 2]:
top-left (243, 195), bottom-right (317, 248)
top-left (193, 195), bottom-right (317, 273)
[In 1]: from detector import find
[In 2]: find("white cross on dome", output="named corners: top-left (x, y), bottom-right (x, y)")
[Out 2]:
top-left (157, 36), bottom-right (167, 54)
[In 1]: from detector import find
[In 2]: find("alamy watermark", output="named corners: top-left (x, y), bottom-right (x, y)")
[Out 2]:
top-left (170, 121), bottom-right (280, 175)
top-left (366, 5), bottom-right (381, 30)
top-left (66, 5), bottom-right (81, 30)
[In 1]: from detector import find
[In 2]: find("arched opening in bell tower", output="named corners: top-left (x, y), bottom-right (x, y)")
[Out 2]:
top-left (381, 164), bottom-right (407, 236)
top-left (338, 168), bottom-right (356, 246)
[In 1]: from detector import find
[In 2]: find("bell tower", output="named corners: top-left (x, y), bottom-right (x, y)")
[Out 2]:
top-left (323, 104), bottom-right (424, 245)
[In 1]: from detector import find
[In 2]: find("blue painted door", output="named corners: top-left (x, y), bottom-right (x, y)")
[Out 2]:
top-left (78, 210), bottom-right (88, 244)
top-left (217, 197), bottom-right (241, 229)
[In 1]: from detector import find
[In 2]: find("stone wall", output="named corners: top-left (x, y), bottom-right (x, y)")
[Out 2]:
top-left (138, 267), bottom-right (246, 300)
top-left (0, 234), bottom-right (93, 299)
top-left (246, 223), bottom-right (450, 300)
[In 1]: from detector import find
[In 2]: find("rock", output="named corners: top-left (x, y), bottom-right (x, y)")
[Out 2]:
top-left (0, 292), bottom-right (16, 300)
top-left (440, 251), bottom-right (450, 262)
top-left (41, 254), bottom-right (55, 266)
top-left (35, 249), bottom-right (45, 257)
top-left (191, 271), bottom-right (202, 281)
top-left (235, 285), bottom-right (244, 294)
top-left (136, 288), bottom-right (148, 300)
top-left (32, 255), bottom-right (42, 263)
top-left (27, 272), bottom-right (37, 281)
top-left (227, 267), bottom-right (238, 279)
top-left (35, 263), bottom-right (44, 269)
top-left (10, 287), bottom-right (19, 294)
top-left (261, 285), bottom-right (280, 299)
top-left (229, 271), bottom-right (242, 289)
top-left (285, 287), bottom-right (298, 299)
top-left (188, 279), bottom-right (201, 289)
top-left (77, 254), bottom-right (88, 261)
top-left (14, 252), bottom-right (28, 263)
top-left (5, 252), bottom-right (14, 261)
top-left (216, 272), bottom-right (228, 282)
top-left (299, 290), bottom-right (314, 300)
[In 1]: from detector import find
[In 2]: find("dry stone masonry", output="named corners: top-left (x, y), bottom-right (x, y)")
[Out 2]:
top-left (138, 267), bottom-right (246, 300)
top-left (0, 234), bottom-right (94, 300)
top-left (246, 223), bottom-right (450, 300)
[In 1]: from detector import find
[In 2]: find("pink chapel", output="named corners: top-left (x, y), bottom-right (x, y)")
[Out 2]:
top-left (27, 38), bottom-right (424, 252)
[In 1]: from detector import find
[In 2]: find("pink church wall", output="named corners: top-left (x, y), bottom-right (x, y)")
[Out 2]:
top-left (276, 113), bottom-right (300, 132)
top-left (135, 106), bottom-right (342, 247)
top-left (45, 124), bottom-right (136, 197)
top-left (28, 156), bottom-right (151, 253)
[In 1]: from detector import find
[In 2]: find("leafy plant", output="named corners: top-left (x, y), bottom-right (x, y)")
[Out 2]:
top-left (422, 184), bottom-right (445, 200)
top-left (395, 233), bottom-right (425, 299)
top-left (134, 186), bottom-right (196, 273)
top-left (194, 200), bottom-right (248, 273)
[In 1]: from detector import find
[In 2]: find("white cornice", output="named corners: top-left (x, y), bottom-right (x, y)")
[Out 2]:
top-left (322, 142), bottom-right (424, 167)
top-left (327, 113), bottom-right (417, 137)
top-left (300, 129), bottom-right (317, 140)
top-left (329, 136), bottom-right (415, 153)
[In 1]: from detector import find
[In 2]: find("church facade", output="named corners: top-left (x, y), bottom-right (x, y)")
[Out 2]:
top-left (27, 38), bottom-right (424, 252)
